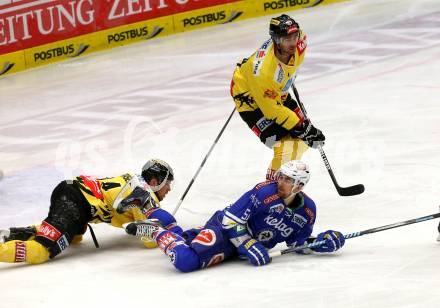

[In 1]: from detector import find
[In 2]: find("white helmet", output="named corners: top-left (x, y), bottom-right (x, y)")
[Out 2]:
top-left (276, 160), bottom-right (310, 188)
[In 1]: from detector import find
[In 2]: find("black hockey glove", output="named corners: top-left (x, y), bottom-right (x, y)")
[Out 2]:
top-left (290, 119), bottom-right (325, 149)
top-left (116, 186), bottom-right (156, 214)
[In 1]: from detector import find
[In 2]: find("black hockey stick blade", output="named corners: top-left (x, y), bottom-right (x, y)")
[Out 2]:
top-left (337, 184), bottom-right (365, 196)
top-left (320, 146), bottom-right (365, 196)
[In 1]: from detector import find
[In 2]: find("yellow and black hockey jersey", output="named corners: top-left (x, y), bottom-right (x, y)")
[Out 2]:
top-left (231, 31), bottom-right (307, 132)
top-left (74, 173), bottom-right (160, 228)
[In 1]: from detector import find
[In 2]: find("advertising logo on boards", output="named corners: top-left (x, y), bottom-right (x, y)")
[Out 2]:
top-left (32, 42), bottom-right (90, 62)
top-left (262, 0), bottom-right (324, 11)
top-left (182, 10), bottom-right (243, 28)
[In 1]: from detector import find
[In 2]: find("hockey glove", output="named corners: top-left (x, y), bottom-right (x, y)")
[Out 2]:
top-left (290, 119), bottom-right (325, 149)
top-left (311, 230), bottom-right (345, 253)
top-left (237, 239), bottom-right (271, 266)
top-left (116, 186), bottom-right (156, 214)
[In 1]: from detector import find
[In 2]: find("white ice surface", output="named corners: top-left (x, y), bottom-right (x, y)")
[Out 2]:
top-left (1, 0), bottom-right (440, 307)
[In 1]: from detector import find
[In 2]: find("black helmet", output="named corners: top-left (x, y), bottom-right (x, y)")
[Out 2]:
top-left (269, 14), bottom-right (300, 43)
top-left (141, 159), bottom-right (174, 186)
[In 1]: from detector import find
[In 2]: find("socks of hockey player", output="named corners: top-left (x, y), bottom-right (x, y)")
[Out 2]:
top-left (0, 240), bottom-right (50, 264)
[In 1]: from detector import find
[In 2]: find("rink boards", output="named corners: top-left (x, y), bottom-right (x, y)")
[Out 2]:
top-left (0, 0), bottom-right (348, 77)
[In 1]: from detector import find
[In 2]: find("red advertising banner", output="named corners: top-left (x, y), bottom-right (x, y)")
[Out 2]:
top-left (96, 0), bottom-right (240, 30)
top-left (0, 0), bottom-right (239, 55)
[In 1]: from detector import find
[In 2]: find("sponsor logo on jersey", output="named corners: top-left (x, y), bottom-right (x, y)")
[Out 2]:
top-left (264, 194), bottom-right (280, 205)
top-left (37, 221), bottom-right (62, 242)
top-left (293, 214), bottom-right (307, 228)
top-left (14, 242), bottom-right (26, 262)
top-left (263, 0), bottom-right (313, 11)
top-left (33, 43), bottom-right (90, 62)
top-left (264, 215), bottom-right (294, 237)
top-left (57, 235), bottom-right (69, 252)
top-left (304, 207), bottom-right (315, 223)
top-left (0, 62), bottom-right (15, 76)
top-left (256, 117), bottom-right (273, 133)
top-left (274, 63), bottom-right (284, 84)
top-left (253, 59), bottom-right (262, 76)
top-left (260, 39), bottom-right (271, 51)
top-left (192, 229), bottom-right (216, 246)
top-left (282, 77), bottom-right (294, 92)
top-left (264, 89), bottom-right (278, 99)
top-left (253, 39), bottom-right (272, 76)
top-left (257, 230), bottom-right (274, 242)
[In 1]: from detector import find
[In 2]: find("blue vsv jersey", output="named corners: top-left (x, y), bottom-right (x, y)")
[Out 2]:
top-left (223, 181), bottom-right (317, 249)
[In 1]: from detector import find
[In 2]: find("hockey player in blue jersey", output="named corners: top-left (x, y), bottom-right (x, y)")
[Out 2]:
top-left (125, 160), bottom-right (345, 272)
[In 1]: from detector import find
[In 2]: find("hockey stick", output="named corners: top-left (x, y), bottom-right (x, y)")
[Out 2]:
top-left (291, 85), bottom-right (365, 196)
top-left (269, 212), bottom-right (440, 257)
top-left (172, 108), bottom-right (236, 215)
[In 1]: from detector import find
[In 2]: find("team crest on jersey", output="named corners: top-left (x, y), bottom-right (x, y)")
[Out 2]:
top-left (269, 203), bottom-right (284, 213)
top-left (257, 230), bottom-right (274, 242)
top-left (193, 229), bottom-right (216, 246)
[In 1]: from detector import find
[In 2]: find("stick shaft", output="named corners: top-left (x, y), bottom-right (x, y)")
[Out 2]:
top-left (172, 108), bottom-right (236, 215)
top-left (269, 212), bottom-right (440, 257)
top-left (291, 84), bottom-right (364, 196)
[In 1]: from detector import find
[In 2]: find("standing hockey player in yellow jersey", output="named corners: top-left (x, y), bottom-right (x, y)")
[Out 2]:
top-left (231, 14), bottom-right (325, 180)
top-left (0, 159), bottom-right (181, 265)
